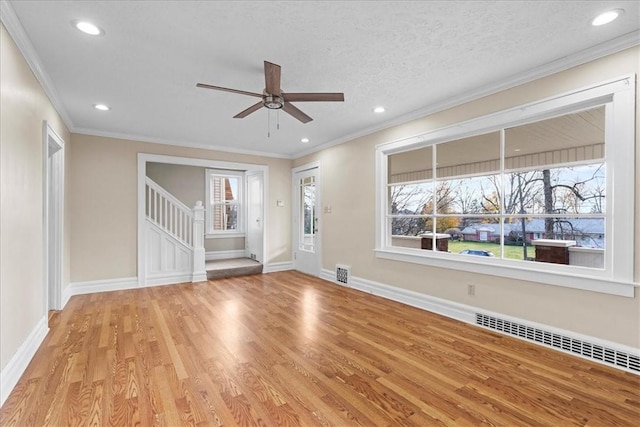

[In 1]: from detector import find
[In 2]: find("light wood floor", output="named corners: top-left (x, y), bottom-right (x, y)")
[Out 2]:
top-left (1, 271), bottom-right (638, 426)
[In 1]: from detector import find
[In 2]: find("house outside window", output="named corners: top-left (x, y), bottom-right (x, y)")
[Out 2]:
top-left (206, 170), bottom-right (244, 236)
top-left (376, 76), bottom-right (635, 296)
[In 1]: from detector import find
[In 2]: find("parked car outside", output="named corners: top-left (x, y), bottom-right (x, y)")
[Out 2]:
top-left (459, 249), bottom-right (495, 257)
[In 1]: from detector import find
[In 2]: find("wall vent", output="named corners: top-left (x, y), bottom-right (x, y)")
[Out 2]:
top-left (335, 264), bottom-right (351, 286)
top-left (476, 313), bottom-right (639, 373)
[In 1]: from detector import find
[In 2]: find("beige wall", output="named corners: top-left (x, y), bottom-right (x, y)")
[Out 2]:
top-left (0, 24), bottom-right (71, 371)
top-left (145, 162), bottom-right (245, 252)
top-left (69, 134), bottom-right (292, 282)
top-left (146, 162), bottom-right (205, 208)
top-left (295, 46), bottom-right (640, 348)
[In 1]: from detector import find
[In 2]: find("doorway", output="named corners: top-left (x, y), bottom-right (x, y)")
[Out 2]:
top-left (246, 170), bottom-right (264, 263)
top-left (292, 163), bottom-right (321, 276)
top-left (43, 121), bottom-right (64, 311)
top-left (137, 154), bottom-right (268, 286)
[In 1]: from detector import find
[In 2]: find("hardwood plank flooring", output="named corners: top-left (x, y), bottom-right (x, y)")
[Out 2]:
top-left (1, 271), bottom-right (638, 426)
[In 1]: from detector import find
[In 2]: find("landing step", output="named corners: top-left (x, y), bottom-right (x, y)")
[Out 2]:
top-left (205, 257), bottom-right (263, 280)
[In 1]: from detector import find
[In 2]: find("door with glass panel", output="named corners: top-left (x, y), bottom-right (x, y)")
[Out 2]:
top-left (293, 166), bottom-right (321, 276)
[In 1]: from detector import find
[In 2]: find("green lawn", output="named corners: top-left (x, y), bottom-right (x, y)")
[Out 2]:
top-left (448, 240), bottom-right (535, 260)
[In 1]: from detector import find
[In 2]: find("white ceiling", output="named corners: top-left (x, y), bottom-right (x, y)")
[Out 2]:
top-left (4, 1), bottom-right (639, 158)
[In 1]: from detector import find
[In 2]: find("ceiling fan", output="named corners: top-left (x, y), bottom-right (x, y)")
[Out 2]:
top-left (197, 61), bottom-right (344, 124)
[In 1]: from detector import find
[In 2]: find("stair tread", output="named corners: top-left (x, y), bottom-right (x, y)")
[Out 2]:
top-left (205, 257), bottom-right (263, 280)
top-left (205, 257), bottom-right (261, 270)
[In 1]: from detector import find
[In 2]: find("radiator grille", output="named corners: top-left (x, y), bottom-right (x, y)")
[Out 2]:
top-left (476, 313), bottom-right (639, 373)
top-left (335, 264), bottom-right (351, 286)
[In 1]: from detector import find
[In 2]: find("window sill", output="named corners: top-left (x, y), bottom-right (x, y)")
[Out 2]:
top-left (205, 233), bottom-right (245, 239)
top-left (374, 247), bottom-right (635, 298)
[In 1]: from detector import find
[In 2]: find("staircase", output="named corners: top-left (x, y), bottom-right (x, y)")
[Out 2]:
top-left (144, 178), bottom-right (263, 285)
top-left (145, 177), bottom-right (206, 286)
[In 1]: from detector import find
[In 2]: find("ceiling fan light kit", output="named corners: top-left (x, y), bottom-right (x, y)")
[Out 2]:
top-left (197, 61), bottom-right (344, 124)
top-left (263, 95), bottom-right (283, 110)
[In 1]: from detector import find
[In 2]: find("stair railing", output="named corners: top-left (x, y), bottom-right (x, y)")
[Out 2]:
top-left (145, 177), bottom-right (206, 281)
top-left (145, 177), bottom-right (194, 245)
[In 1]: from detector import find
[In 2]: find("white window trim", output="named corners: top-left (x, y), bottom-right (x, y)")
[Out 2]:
top-left (205, 169), bottom-right (245, 237)
top-left (375, 75), bottom-right (636, 297)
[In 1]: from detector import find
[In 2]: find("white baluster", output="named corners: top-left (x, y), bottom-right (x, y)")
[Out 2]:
top-left (191, 201), bottom-right (207, 282)
top-left (154, 190), bottom-right (158, 223)
top-left (170, 203), bottom-right (174, 235)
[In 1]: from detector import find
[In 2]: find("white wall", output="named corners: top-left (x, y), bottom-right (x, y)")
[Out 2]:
top-left (0, 23), bottom-right (71, 372)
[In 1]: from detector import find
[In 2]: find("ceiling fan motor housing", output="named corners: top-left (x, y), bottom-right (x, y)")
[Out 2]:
top-left (264, 94), bottom-right (283, 109)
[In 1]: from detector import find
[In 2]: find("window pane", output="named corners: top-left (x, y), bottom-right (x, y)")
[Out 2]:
top-left (390, 216), bottom-right (430, 238)
top-left (505, 106), bottom-right (605, 169)
top-left (227, 177), bottom-right (239, 201)
top-left (504, 163), bottom-right (605, 215)
top-left (436, 131), bottom-right (500, 179)
top-left (439, 175), bottom-right (501, 215)
top-left (389, 182), bottom-right (433, 215)
top-left (300, 175), bottom-right (316, 251)
top-left (388, 146), bottom-right (433, 183)
top-left (212, 204), bottom-right (238, 231)
top-left (212, 176), bottom-right (239, 203)
top-left (504, 216), bottom-right (604, 268)
top-left (450, 217), bottom-right (502, 258)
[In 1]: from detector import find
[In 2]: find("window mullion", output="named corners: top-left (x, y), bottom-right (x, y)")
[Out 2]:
top-left (500, 128), bottom-right (505, 259)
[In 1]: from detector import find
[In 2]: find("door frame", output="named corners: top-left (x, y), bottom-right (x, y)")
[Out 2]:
top-left (291, 161), bottom-right (322, 276)
top-left (245, 170), bottom-right (264, 263)
top-left (137, 154), bottom-right (268, 286)
top-left (42, 120), bottom-right (65, 311)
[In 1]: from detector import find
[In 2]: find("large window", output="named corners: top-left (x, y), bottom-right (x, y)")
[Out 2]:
top-left (376, 76), bottom-right (635, 296)
top-left (206, 170), bottom-right (243, 235)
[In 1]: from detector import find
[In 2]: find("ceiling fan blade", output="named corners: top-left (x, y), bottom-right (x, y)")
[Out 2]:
top-left (196, 83), bottom-right (263, 98)
top-left (282, 92), bottom-right (344, 102)
top-left (233, 101), bottom-right (264, 118)
top-left (282, 102), bottom-right (313, 123)
top-left (264, 61), bottom-right (281, 95)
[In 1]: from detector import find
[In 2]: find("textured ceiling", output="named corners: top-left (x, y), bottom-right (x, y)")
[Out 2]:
top-left (5, 1), bottom-right (640, 158)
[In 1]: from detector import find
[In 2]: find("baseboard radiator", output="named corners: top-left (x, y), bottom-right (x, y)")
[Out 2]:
top-left (476, 313), bottom-right (640, 373)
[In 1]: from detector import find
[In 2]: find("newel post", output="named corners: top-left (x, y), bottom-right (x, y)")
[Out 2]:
top-left (192, 201), bottom-right (207, 282)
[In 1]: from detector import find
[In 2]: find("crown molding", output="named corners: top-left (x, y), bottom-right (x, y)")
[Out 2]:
top-left (0, 0), bottom-right (75, 131)
top-left (2, 0), bottom-right (637, 161)
top-left (73, 128), bottom-right (293, 160)
top-left (292, 30), bottom-right (640, 159)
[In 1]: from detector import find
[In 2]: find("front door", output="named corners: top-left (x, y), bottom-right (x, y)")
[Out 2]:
top-left (293, 166), bottom-right (321, 276)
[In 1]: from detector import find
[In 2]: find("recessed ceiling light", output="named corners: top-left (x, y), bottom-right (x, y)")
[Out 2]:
top-left (93, 103), bottom-right (110, 111)
top-left (301, 138), bottom-right (309, 143)
top-left (73, 20), bottom-right (104, 36)
top-left (591, 9), bottom-right (623, 26)
top-left (373, 106), bottom-right (386, 113)
top-left (514, 148), bottom-right (521, 152)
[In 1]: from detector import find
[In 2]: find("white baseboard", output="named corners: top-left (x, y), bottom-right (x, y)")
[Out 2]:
top-left (1, 315), bottom-right (48, 407)
top-left (192, 272), bottom-right (208, 282)
top-left (205, 250), bottom-right (246, 261)
top-left (63, 276), bottom-right (139, 306)
top-left (319, 269), bottom-right (334, 282)
top-left (320, 268), bottom-right (639, 374)
top-left (146, 273), bottom-right (193, 287)
top-left (321, 268), bottom-right (474, 323)
top-left (264, 261), bottom-right (293, 273)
